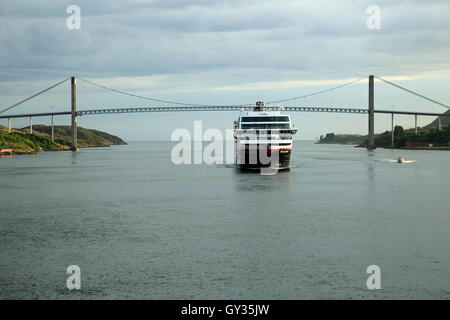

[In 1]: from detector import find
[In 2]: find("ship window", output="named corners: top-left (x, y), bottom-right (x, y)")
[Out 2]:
top-left (240, 116), bottom-right (289, 122)
top-left (240, 123), bottom-right (291, 129)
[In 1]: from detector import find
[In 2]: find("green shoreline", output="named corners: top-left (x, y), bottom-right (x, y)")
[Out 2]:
top-left (317, 123), bottom-right (450, 150)
top-left (0, 125), bottom-right (126, 154)
top-left (317, 110), bottom-right (450, 149)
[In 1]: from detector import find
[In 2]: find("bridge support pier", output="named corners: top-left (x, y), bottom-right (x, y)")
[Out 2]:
top-left (8, 118), bottom-right (11, 133)
top-left (70, 76), bottom-right (78, 151)
top-left (391, 113), bottom-right (394, 147)
top-left (415, 114), bottom-right (418, 135)
top-left (367, 75), bottom-right (376, 149)
top-left (438, 116), bottom-right (441, 131)
top-left (29, 117), bottom-right (32, 134)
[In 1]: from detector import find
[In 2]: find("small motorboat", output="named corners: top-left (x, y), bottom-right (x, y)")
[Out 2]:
top-left (0, 146), bottom-right (13, 155)
top-left (397, 156), bottom-right (405, 163)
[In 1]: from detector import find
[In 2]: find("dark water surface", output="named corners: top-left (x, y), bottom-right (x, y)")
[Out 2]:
top-left (0, 141), bottom-right (449, 299)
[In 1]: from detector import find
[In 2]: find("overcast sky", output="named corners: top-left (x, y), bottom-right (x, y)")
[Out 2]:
top-left (0, 0), bottom-right (449, 140)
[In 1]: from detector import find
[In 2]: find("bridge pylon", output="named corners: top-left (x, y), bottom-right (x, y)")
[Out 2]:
top-left (367, 75), bottom-right (376, 149)
top-left (70, 76), bottom-right (78, 151)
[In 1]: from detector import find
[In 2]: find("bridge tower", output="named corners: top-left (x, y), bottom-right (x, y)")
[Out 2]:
top-left (368, 75), bottom-right (376, 149)
top-left (70, 76), bottom-right (78, 151)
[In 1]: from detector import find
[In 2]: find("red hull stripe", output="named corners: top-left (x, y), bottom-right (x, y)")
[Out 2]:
top-left (236, 148), bottom-right (292, 152)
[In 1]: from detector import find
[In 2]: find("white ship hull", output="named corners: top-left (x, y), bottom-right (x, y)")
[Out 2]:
top-left (233, 102), bottom-right (297, 170)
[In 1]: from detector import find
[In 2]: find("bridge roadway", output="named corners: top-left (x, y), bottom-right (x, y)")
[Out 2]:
top-left (1, 106), bottom-right (449, 119)
top-left (76, 106), bottom-right (369, 116)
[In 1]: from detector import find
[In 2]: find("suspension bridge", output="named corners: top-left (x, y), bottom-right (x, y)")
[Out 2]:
top-left (0, 75), bottom-right (449, 151)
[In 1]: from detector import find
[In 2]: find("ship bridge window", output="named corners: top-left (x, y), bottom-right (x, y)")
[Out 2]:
top-left (240, 116), bottom-right (289, 122)
top-left (241, 123), bottom-right (291, 129)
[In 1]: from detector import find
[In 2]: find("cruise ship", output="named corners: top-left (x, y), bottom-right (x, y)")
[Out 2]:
top-left (233, 101), bottom-right (298, 169)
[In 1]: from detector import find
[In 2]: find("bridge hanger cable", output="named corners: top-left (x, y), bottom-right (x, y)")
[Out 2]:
top-left (265, 77), bottom-right (366, 105)
top-left (374, 76), bottom-right (450, 109)
top-left (0, 77), bottom-right (71, 114)
top-left (77, 77), bottom-right (252, 108)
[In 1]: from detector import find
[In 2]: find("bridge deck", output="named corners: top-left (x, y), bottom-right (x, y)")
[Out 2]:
top-left (0, 106), bottom-right (449, 119)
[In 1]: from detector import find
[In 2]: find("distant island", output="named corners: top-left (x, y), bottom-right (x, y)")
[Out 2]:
top-left (0, 125), bottom-right (126, 154)
top-left (317, 133), bottom-right (366, 145)
top-left (317, 111), bottom-right (450, 149)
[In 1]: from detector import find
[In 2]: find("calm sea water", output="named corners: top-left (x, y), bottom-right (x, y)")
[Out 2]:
top-left (0, 141), bottom-right (449, 299)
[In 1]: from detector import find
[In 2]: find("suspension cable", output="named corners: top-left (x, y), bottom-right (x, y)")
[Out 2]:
top-left (0, 77), bottom-right (71, 114)
top-left (77, 77), bottom-right (252, 108)
top-left (265, 77), bottom-right (366, 104)
top-left (374, 76), bottom-right (449, 109)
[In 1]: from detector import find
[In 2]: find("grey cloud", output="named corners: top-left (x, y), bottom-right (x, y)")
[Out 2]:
top-left (0, 0), bottom-right (449, 84)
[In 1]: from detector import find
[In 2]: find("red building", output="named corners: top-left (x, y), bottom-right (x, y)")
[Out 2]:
top-left (405, 138), bottom-right (428, 148)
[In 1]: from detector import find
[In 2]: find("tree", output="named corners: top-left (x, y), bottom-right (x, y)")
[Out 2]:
top-left (393, 125), bottom-right (405, 147)
top-left (394, 125), bottom-right (404, 139)
top-left (325, 133), bottom-right (335, 142)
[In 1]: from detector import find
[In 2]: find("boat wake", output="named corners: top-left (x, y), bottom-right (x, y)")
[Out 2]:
top-left (376, 159), bottom-right (416, 163)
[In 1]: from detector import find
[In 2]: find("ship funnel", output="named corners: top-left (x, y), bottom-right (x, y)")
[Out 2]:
top-left (254, 101), bottom-right (265, 111)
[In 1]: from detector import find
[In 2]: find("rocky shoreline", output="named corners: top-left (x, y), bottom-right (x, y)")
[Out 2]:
top-left (0, 125), bottom-right (126, 155)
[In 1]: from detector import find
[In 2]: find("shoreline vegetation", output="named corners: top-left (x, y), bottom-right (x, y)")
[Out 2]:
top-left (0, 125), bottom-right (126, 154)
top-left (317, 125), bottom-right (450, 150)
top-left (317, 111), bottom-right (450, 150)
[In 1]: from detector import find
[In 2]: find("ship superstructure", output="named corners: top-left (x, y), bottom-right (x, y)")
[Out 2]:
top-left (233, 102), bottom-right (298, 169)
